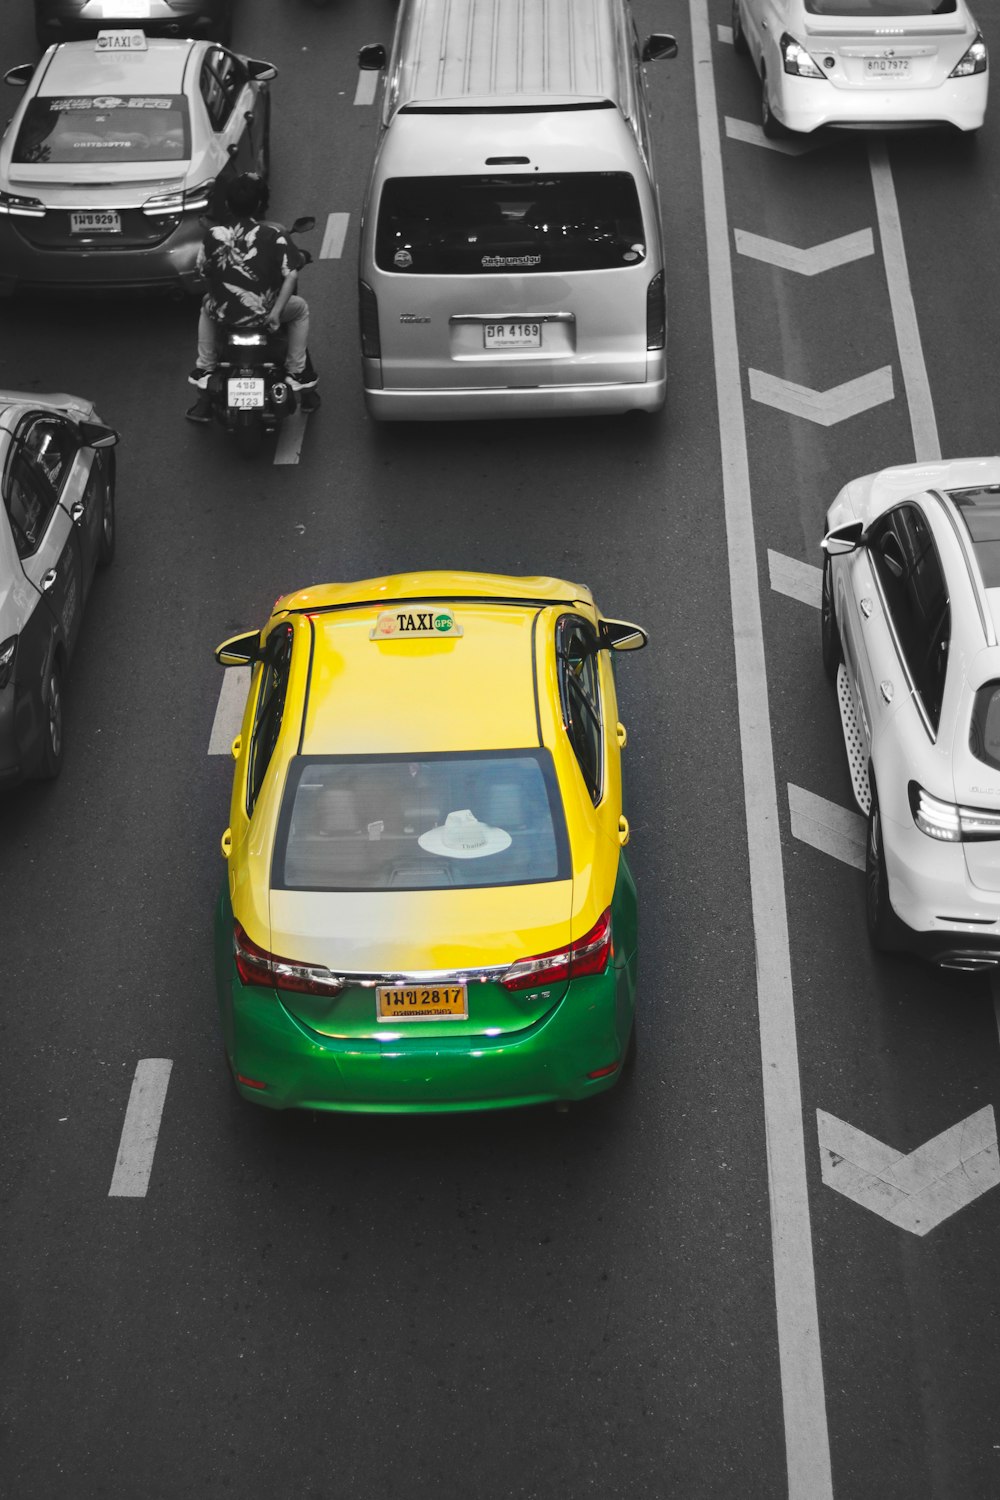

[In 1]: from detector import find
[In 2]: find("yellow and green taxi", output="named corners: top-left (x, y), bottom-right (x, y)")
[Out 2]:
top-left (213, 571), bottom-right (647, 1113)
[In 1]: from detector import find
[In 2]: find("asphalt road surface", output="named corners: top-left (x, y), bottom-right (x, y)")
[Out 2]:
top-left (2, 2), bottom-right (999, 1497)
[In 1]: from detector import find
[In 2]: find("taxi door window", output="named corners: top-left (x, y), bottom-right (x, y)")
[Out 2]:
top-left (20, 416), bottom-right (75, 499)
top-left (868, 504), bottom-right (950, 732)
top-left (201, 50), bottom-right (245, 131)
top-left (247, 625), bottom-right (293, 813)
top-left (556, 616), bottom-right (603, 803)
top-left (3, 447), bottom-right (57, 560)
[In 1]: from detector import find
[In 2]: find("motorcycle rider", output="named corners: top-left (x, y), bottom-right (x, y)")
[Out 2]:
top-left (186, 172), bottom-right (317, 422)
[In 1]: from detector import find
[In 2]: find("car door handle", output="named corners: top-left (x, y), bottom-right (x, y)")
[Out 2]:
top-left (618, 815), bottom-right (630, 846)
top-left (220, 827), bottom-right (232, 859)
top-left (616, 721), bottom-right (627, 748)
top-left (70, 502), bottom-right (85, 525)
top-left (40, 569), bottom-right (57, 591)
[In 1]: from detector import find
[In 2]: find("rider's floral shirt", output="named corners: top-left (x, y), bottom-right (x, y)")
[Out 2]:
top-left (197, 216), bottom-right (296, 326)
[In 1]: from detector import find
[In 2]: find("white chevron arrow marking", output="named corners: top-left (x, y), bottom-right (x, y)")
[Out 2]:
top-left (724, 117), bottom-right (817, 156)
top-left (750, 366), bottom-right (894, 425)
top-left (789, 785), bottom-right (865, 870)
top-left (768, 549), bottom-right (821, 608)
top-left (735, 227), bottom-right (874, 276)
top-left (817, 1106), bottom-right (1000, 1235)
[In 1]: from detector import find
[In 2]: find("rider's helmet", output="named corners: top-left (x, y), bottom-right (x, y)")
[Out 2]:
top-left (225, 171), bottom-right (270, 221)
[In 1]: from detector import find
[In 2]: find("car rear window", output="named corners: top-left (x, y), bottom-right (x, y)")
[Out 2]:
top-left (805, 0), bottom-right (955, 14)
top-left (970, 683), bottom-right (1000, 771)
top-left (375, 172), bottom-right (647, 274)
top-left (273, 750), bottom-right (570, 891)
top-left (949, 486), bottom-right (1000, 587)
top-left (13, 96), bottom-right (190, 164)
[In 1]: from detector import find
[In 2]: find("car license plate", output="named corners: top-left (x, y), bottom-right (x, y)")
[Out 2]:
top-left (483, 321), bottom-right (542, 350)
top-left (228, 378), bottom-right (265, 409)
top-left (865, 57), bottom-right (910, 77)
top-left (70, 210), bottom-right (121, 235)
top-left (376, 983), bottom-right (468, 1021)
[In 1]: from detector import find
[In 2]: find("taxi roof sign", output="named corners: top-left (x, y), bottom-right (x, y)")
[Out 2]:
top-left (96, 31), bottom-right (148, 52)
top-left (370, 607), bottom-right (463, 640)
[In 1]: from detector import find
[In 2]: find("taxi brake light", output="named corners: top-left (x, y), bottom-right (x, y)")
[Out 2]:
top-left (501, 909), bottom-right (612, 992)
top-left (233, 922), bottom-right (345, 997)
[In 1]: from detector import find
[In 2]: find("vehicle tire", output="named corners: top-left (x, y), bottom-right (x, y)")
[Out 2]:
top-left (234, 411), bottom-right (263, 460)
top-left (761, 68), bottom-right (787, 139)
top-left (731, 0), bottom-right (749, 56)
top-left (865, 782), bottom-right (894, 951)
top-left (97, 459), bottom-right (116, 569)
top-left (821, 555), bottom-right (841, 682)
top-left (36, 655), bottom-right (65, 781)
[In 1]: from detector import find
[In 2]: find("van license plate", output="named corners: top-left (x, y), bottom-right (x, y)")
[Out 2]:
top-left (228, 378), bottom-right (265, 409)
top-left (376, 984), bottom-right (468, 1021)
top-left (864, 57), bottom-right (910, 76)
top-left (483, 322), bottom-right (542, 349)
top-left (70, 211), bottom-right (121, 234)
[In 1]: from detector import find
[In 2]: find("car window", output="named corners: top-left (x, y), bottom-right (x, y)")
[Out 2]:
top-left (247, 625), bottom-right (293, 813)
top-left (2, 448), bottom-right (57, 560)
top-left (272, 750), bottom-right (570, 892)
top-left (13, 96), bottom-right (190, 164)
top-left (807, 0), bottom-right (954, 12)
top-left (201, 49), bottom-right (246, 131)
top-left (868, 504), bottom-right (950, 732)
top-left (970, 682), bottom-right (1000, 771)
top-left (20, 417), bottom-right (75, 497)
top-left (556, 616), bottom-right (603, 802)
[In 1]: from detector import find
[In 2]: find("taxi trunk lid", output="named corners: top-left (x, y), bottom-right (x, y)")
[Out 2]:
top-left (801, 11), bottom-right (974, 88)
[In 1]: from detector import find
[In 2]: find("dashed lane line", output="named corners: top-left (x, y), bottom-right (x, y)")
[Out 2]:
top-left (354, 69), bottom-right (378, 106)
top-left (788, 785), bottom-right (865, 870)
top-left (108, 1060), bottom-right (173, 1198)
top-left (274, 410), bottom-right (312, 465)
top-left (319, 212), bottom-right (350, 259)
top-left (768, 550), bottom-right (822, 608)
top-left (208, 665), bottom-right (250, 754)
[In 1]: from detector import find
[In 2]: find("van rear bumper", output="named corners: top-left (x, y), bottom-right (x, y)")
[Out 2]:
top-left (364, 377), bottom-right (666, 422)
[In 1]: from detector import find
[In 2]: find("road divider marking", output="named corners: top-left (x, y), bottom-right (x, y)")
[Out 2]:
top-left (735, 227), bottom-right (874, 276)
top-left (817, 1106), bottom-right (999, 1235)
top-left (274, 409), bottom-right (312, 465)
top-left (750, 366), bottom-right (894, 426)
top-left (354, 70), bottom-right (378, 106)
top-left (768, 550), bottom-right (821, 608)
top-left (319, 212), bottom-right (350, 259)
top-left (788, 785), bottom-right (865, 870)
top-left (724, 117), bottom-right (816, 155)
top-left (209, 665), bottom-right (250, 754)
top-left (109, 1060), bottom-right (173, 1198)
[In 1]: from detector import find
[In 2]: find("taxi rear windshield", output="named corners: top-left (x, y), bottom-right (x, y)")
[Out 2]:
top-left (273, 751), bottom-right (570, 892)
top-left (375, 172), bottom-right (647, 274)
top-left (949, 486), bottom-right (1000, 587)
top-left (13, 96), bottom-right (191, 164)
top-left (805, 0), bottom-right (955, 14)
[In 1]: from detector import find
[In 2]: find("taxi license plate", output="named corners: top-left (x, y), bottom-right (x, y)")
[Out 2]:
top-left (228, 378), bottom-right (265, 409)
top-left (865, 57), bottom-right (910, 76)
top-left (376, 983), bottom-right (468, 1021)
top-left (483, 321), bottom-right (542, 350)
top-left (70, 211), bottom-right (121, 235)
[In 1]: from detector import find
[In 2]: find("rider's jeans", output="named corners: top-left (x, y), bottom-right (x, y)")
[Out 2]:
top-left (196, 294), bottom-right (310, 375)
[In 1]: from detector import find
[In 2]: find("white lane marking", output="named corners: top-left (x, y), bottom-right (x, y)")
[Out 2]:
top-left (749, 366), bottom-right (894, 425)
top-left (768, 550), bottom-right (821, 608)
top-left (208, 665), bottom-right (250, 754)
top-left (817, 1106), bottom-right (1000, 1235)
top-left (108, 1060), bottom-right (173, 1198)
top-left (788, 785), bottom-right (865, 870)
top-left (724, 117), bottom-right (816, 155)
top-left (692, 6), bottom-right (833, 1497)
top-left (354, 69), bottom-right (378, 106)
top-left (868, 139), bottom-right (940, 463)
top-left (274, 410), bottom-right (310, 465)
top-left (319, 211), bottom-right (350, 259)
top-left (735, 227), bottom-right (874, 276)
top-left (717, 23), bottom-right (733, 43)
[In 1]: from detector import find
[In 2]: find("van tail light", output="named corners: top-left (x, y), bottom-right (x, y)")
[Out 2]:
top-left (233, 922), bottom-right (345, 997)
top-left (646, 271), bottom-right (666, 351)
top-left (501, 909), bottom-right (613, 992)
top-left (359, 280), bottom-right (381, 358)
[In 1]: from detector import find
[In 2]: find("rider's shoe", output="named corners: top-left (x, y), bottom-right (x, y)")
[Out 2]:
top-left (185, 393), bottom-right (214, 423)
top-left (285, 353), bottom-right (318, 391)
top-left (299, 389), bottom-right (321, 413)
top-left (188, 366), bottom-right (215, 388)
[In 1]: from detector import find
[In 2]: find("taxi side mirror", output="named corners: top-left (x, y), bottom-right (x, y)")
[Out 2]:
top-left (215, 631), bottom-right (261, 667)
top-left (641, 34), bottom-right (678, 62)
top-left (821, 521), bottom-right (864, 557)
top-left (600, 619), bottom-right (648, 652)
top-left (78, 422), bottom-right (119, 450)
top-left (290, 216), bottom-right (316, 235)
top-left (4, 65), bottom-right (34, 88)
top-left (246, 60), bottom-right (278, 83)
top-left (359, 43), bottom-right (387, 70)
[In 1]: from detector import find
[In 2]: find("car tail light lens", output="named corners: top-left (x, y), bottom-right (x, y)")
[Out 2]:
top-left (780, 33), bottom-right (824, 77)
top-left (359, 280), bottom-right (381, 359)
top-left (501, 909), bottom-right (613, 992)
top-left (142, 179), bottom-right (214, 217)
top-left (949, 33), bottom-right (987, 77)
top-left (0, 190), bottom-right (45, 218)
top-left (908, 782), bottom-right (1000, 842)
top-left (0, 635), bottom-right (17, 689)
top-left (233, 922), bottom-right (345, 996)
top-left (646, 271), bottom-right (665, 351)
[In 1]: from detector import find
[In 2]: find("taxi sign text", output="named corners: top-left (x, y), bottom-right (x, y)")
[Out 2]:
top-left (370, 608), bottom-right (463, 640)
top-left (96, 31), bottom-right (148, 53)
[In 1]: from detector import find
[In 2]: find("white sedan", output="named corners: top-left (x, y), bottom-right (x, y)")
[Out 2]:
top-left (732, 0), bottom-right (988, 136)
top-left (822, 459), bottom-right (1000, 970)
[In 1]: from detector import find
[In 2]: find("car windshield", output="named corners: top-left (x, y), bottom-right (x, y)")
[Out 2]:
top-left (375, 172), bottom-right (647, 274)
top-left (949, 487), bottom-right (1000, 587)
top-left (273, 751), bottom-right (570, 891)
top-left (805, 0), bottom-right (955, 14)
top-left (13, 95), bottom-right (190, 164)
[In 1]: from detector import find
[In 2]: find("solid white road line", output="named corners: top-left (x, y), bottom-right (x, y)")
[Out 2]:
top-left (274, 410), bottom-right (311, 465)
top-left (788, 785), bottom-right (865, 871)
top-left (208, 665), bottom-right (250, 754)
top-left (735, 227), bottom-right (874, 276)
top-left (767, 550), bottom-right (822, 608)
top-left (354, 70), bottom-right (378, 106)
top-left (319, 211), bottom-right (350, 259)
top-left (691, 5), bottom-right (834, 1496)
top-left (108, 1060), bottom-right (173, 1198)
top-left (868, 140), bottom-right (940, 463)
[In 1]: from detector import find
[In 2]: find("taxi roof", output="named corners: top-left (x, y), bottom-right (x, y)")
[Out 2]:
top-left (38, 37), bottom-right (196, 95)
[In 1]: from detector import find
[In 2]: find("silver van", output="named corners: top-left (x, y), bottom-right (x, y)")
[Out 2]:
top-left (357, 0), bottom-right (677, 421)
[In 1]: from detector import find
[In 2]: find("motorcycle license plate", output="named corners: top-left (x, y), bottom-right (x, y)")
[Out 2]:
top-left (228, 378), bottom-right (265, 409)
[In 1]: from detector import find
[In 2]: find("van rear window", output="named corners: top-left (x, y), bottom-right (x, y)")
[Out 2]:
top-left (375, 173), bottom-right (646, 274)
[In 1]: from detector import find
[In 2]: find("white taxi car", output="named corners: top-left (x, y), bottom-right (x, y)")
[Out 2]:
top-left (0, 31), bottom-right (275, 296)
top-left (822, 458), bottom-right (1000, 970)
top-left (732, 0), bottom-right (988, 137)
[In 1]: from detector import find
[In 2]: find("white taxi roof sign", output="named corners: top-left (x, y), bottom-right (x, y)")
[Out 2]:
top-left (96, 30), bottom-right (148, 53)
top-left (370, 607), bottom-right (463, 640)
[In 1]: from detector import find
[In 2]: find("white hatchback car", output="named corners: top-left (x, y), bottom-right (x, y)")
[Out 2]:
top-left (732, 0), bottom-right (988, 136)
top-left (822, 459), bottom-right (1000, 970)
